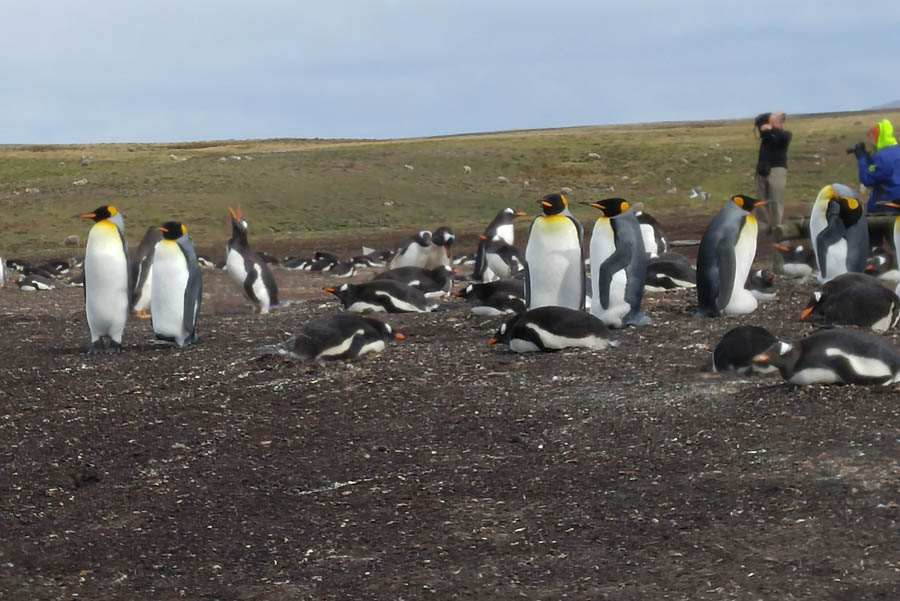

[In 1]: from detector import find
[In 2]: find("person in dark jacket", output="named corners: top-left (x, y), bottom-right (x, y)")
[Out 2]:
top-left (851, 118), bottom-right (900, 215)
top-left (754, 110), bottom-right (791, 232)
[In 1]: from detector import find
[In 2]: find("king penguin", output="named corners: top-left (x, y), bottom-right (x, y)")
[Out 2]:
top-left (809, 183), bottom-right (869, 282)
top-left (584, 198), bottom-right (651, 327)
top-left (79, 205), bottom-right (131, 354)
top-left (225, 207), bottom-right (280, 314)
top-left (695, 195), bottom-right (766, 317)
top-left (131, 226), bottom-right (164, 319)
top-left (151, 221), bottom-right (202, 347)
top-left (524, 193), bottom-right (585, 310)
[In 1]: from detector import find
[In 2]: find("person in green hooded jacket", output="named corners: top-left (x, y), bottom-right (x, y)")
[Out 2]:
top-left (851, 118), bottom-right (900, 214)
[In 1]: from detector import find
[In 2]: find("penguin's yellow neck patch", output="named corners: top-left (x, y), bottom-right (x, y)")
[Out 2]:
top-left (94, 220), bottom-right (118, 232)
top-left (541, 215), bottom-right (569, 222)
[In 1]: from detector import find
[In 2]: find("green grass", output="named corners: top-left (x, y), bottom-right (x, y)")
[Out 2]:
top-left (1, 109), bottom-right (898, 256)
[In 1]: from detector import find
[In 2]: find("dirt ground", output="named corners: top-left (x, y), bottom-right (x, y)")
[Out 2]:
top-left (1, 216), bottom-right (898, 601)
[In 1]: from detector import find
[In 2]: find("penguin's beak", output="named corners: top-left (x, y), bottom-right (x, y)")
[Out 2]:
top-left (515, 211), bottom-right (527, 217)
top-left (445, 246), bottom-right (452, 258)
top-left (451, 290), bottom-right (464, 297)
top-left (753, 200), bottom-right (768, 207)
top-left (800, 306), bottom-right (814, 319)
top-left (156, 226), bottom-right (168, 233)
top-left (77, 212), bottom-right (96, 219)
top-left (479, 234), bottom-right (488, 240)
top-left (323, 286), bottom-right (335, 293)
top-left (752, 353), bottom-right (770, 363)
top-left (772, 243), bottom-right (791, 251)
top-left (228, 206), bottom-right (242, 221)
top-left (393, 332), bottom-right (405, 340)
top-left (540, 201), bottom-right (552, 208)
top-left (487, 337), bottom-right (498, 346)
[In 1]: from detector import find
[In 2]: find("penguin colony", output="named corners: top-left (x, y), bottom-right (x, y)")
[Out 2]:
top-left (3, 178), bottom-right (900, 383)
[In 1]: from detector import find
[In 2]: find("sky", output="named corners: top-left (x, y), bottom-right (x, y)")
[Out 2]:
top-left (4, 0), bottom-right (899, 144)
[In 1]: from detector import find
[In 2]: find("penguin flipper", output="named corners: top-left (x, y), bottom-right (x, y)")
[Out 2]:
top-left (815, 214), bottom-right (846, 279)
top-left (241, 258), bottom-right (261, 304)
top-left (259, 262), bottom-right (280, 306)
top-left (597, 245), bottom-right (631, 309)
top-left (714, 236), bottom-right (736, 312)
top-left (182, 255), bottom-right (202, 340)
top-left (571, 216), bottom-right (586, 311)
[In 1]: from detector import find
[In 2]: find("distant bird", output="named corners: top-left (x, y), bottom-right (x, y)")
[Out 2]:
top-left (809, 183), bottom-right (868, 282)
top-left (753, 328), bottom-right (900, 385)
top-left (78, 205), bottom-right (131, 354)
top-left (695, 195), bottom-right (765, 317)
top-left (253, 314), bottom-right (404, 361)
top-left (225, 207), bottom-right (281, 314)
top-left (524, 193), bottom-right (585, 310)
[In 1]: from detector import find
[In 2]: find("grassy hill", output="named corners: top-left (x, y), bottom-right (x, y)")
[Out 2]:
top-left (2, 109), bottom-right (899, 256)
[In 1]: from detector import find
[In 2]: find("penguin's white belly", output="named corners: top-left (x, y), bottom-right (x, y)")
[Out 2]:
top-left (526, 217), bottom-right (582, 309)
top-left (225, 249), bottom-right (249, 288)
top-left (227, 249), bottom-right (271, 312)
top-left (134, 267), bottom-right (153, 312)
top-left (487, 253), bottom-right (511, 278)
top-left (496, 224), bottom-right (514, 246)
top-left (151, 243), bottom-right (189, 344)
top-left (809, 204), bottom-right (827, 273)
top-left (723, 218), bottom-right (758, 315)
top-left (640, 224), bottom-right (658, 258)
top-left (822, 239), bottom-right (848, 283)
top-left (590, 224), bottom-right (629, 325)
top-left (423, 246), bottom-right (450, 270)
top-left (85, 225), bottom-right (129, 342)
top-left (391, 246), bottom-right (428, 269)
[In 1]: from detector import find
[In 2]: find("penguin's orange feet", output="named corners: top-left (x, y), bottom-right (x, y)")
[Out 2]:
top-left (135, 309), bottom-right (151, 319)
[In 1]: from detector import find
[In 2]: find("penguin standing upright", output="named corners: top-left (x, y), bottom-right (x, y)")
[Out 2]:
top-left (131, 226), bottom-right (164, 319)
top-left (877, 201), bottom-right (900, 296)
top-left (225, 207), bottom-right (280, 314)
top-left (524, 193), bottom-right (585, 310)
top-left (389, 230), bottom-right (432, 269)
top-left (809, 183), bottom-right (869, 282)
top-left (151, 221), bottom-right (202, 347)
top-left (79, 205), bottom-right (131, 354)
top-left (424, 226), bottom-right (455, 270)
top-left (634, 210), bottom-right (667, 258)
top-left (474, 208), bottom-right (527, 281)
top-left (584, 198), bottom-right (650, 327)
top-left (695, 195), bottom-right (766, 317)
top-left (482, 235), bottom-right (525, 279)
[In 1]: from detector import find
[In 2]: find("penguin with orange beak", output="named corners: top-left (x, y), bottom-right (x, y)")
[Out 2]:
top-left (78, 205), bottom-right (131, 354)
top-left (524, 193), bottom-right (585, 310)
top-left (809, 183), bottom-right (868, 282)
top-left (151, 221), bottom-right (202, 347)
top-left (696, 195), bottom-right (766, 317)
top-left (225, 206), bottom-right (280, 314)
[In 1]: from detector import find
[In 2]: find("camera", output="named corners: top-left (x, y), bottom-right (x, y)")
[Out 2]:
top-left (846, 142), bottom-right (866, 155)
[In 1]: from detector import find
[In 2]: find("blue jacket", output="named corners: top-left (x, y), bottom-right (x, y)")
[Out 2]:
top-left (858, 144), bottom-right (900, 213)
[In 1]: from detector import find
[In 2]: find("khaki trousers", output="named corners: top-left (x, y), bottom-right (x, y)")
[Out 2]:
top-left (755, 166), bottom-right (786, 231)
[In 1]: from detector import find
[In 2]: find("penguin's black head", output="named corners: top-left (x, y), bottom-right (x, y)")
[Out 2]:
top-left (433, 226), bottom-right (455, 249)
top-left (372, 320), bottom-right (405, 341)
top-left (731, 195), bottom-right (764, 212)
top-left (416, 230), bottom-right (433, 245)
top-left (538, 193), bottom-right (567, 216)
top-left (78, 205), bottom-right (118, 222)
top-left (584, 197), bottom-right (629, 217)
top-left (752, 340), bottom-right (799, 373)
top-left (503, 207), bottom-right (528, 218)
top-left (488, 322), bottom-right (510, 346)
top-left (836, 194), bottom-right (862, 223)
top-left (228, 207), bottom-right (248, 232)
top-left (158, 221), bottom-right (187, 240)
top-left (800, 291), bottom-right (823, 320)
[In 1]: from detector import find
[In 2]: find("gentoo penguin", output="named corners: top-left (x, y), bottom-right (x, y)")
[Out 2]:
top-left (746, 269), bottom-right (777, 302)
top-left (253, 314), bottom-right (404, 361)
top-left (324, 280), bottom-right (436, 313)
top-left (865, 247), bottom-right (900, 285)
top-left (225, 207), bottom-right (281, 314)
top-left (482, 235), bottom-right (525, 279)
top-left (695, 195), bottom-right (766, 317)
top-left (801, 282), bottom-right (899, 332)
top-left (524, 193), bottom-right (585, 310)
top-left (584, 198), bottom-right (650, 327)
top-left (475, 208), bottom-right (527, 281)
top-left (15, 274), bottom-right (55, 291)
top-left (644, 252), bottom-right (696, 291)
top-left (773, 242), bottom-right (816, 280)
top-left (488, 306), bottom-right (618, 353)
top-left (131, 226), bottom-right (164, 319)
top-left (373, 265), bottom-right (455, 298)
top-left (197, 256), bottom-right (217, 269)
top-left (809, 183), bottom-right (869, 282)
top-left (424, 226), bottom-right (455, 270)
top-left (389, 230), bottom-right (432, 269)
top-left (151, 222), bottom-right (202, 347)
top-left (453, 279), bottom-right (526, 316)
top-left (753, 328), bottom-right (900, 385)
top-left (79, 205), bottom-right (131, 354)
top-left (712, 325), bottom-right (778, 375)
top-left (634, 210), bottom-right (667, 258)
top-left (0, 255), bottom-right (6, 288)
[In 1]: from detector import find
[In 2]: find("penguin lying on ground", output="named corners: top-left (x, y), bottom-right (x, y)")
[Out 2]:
top-left (151, 222), bottom-right (202, 348)
top-left (390, 230), bottom-right (432, 269)
top-left (15, 274), bottom-right (56, 291)
top-left (452, 279), bottom-right (526, 316)
top-left (746, 269), bottom-right (777, 302)
top-left (644, 252), bottom-right (696, 291)
top-left (78, 205), bottom-right (131, 354)
top-left (525, 193), bottom-right (585, 310)
top-left (695, 195), bottom-right (766, 317)
top-left (225, 207), bottom-right (281, 314)
top-left (711, 325), bottom-right (778, 375)
top-left (809, 183), bottom-right (868, 282)
top-left (132, 226), bottom-right (164, 319)
top-left (773, 242), bottom-right (816, 280)
top-left (865, 245), bottom-right (900, 286)
top-left (753, 328), bottom-right (900, 385)
top-left (584, 198), bottom-right (650, 327)
top-left (488, 306), bottom-right (618, 353)
top-left (253, 314), bottom-right (404, 361)
top-left (424, 226), bottom-right (455, 270)
top-left (373, 265), bottom-right (455, 297)
top-left (324, 280), bottom-right (436, 313)
top-left (801, 281), bottom-right (899, 332)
